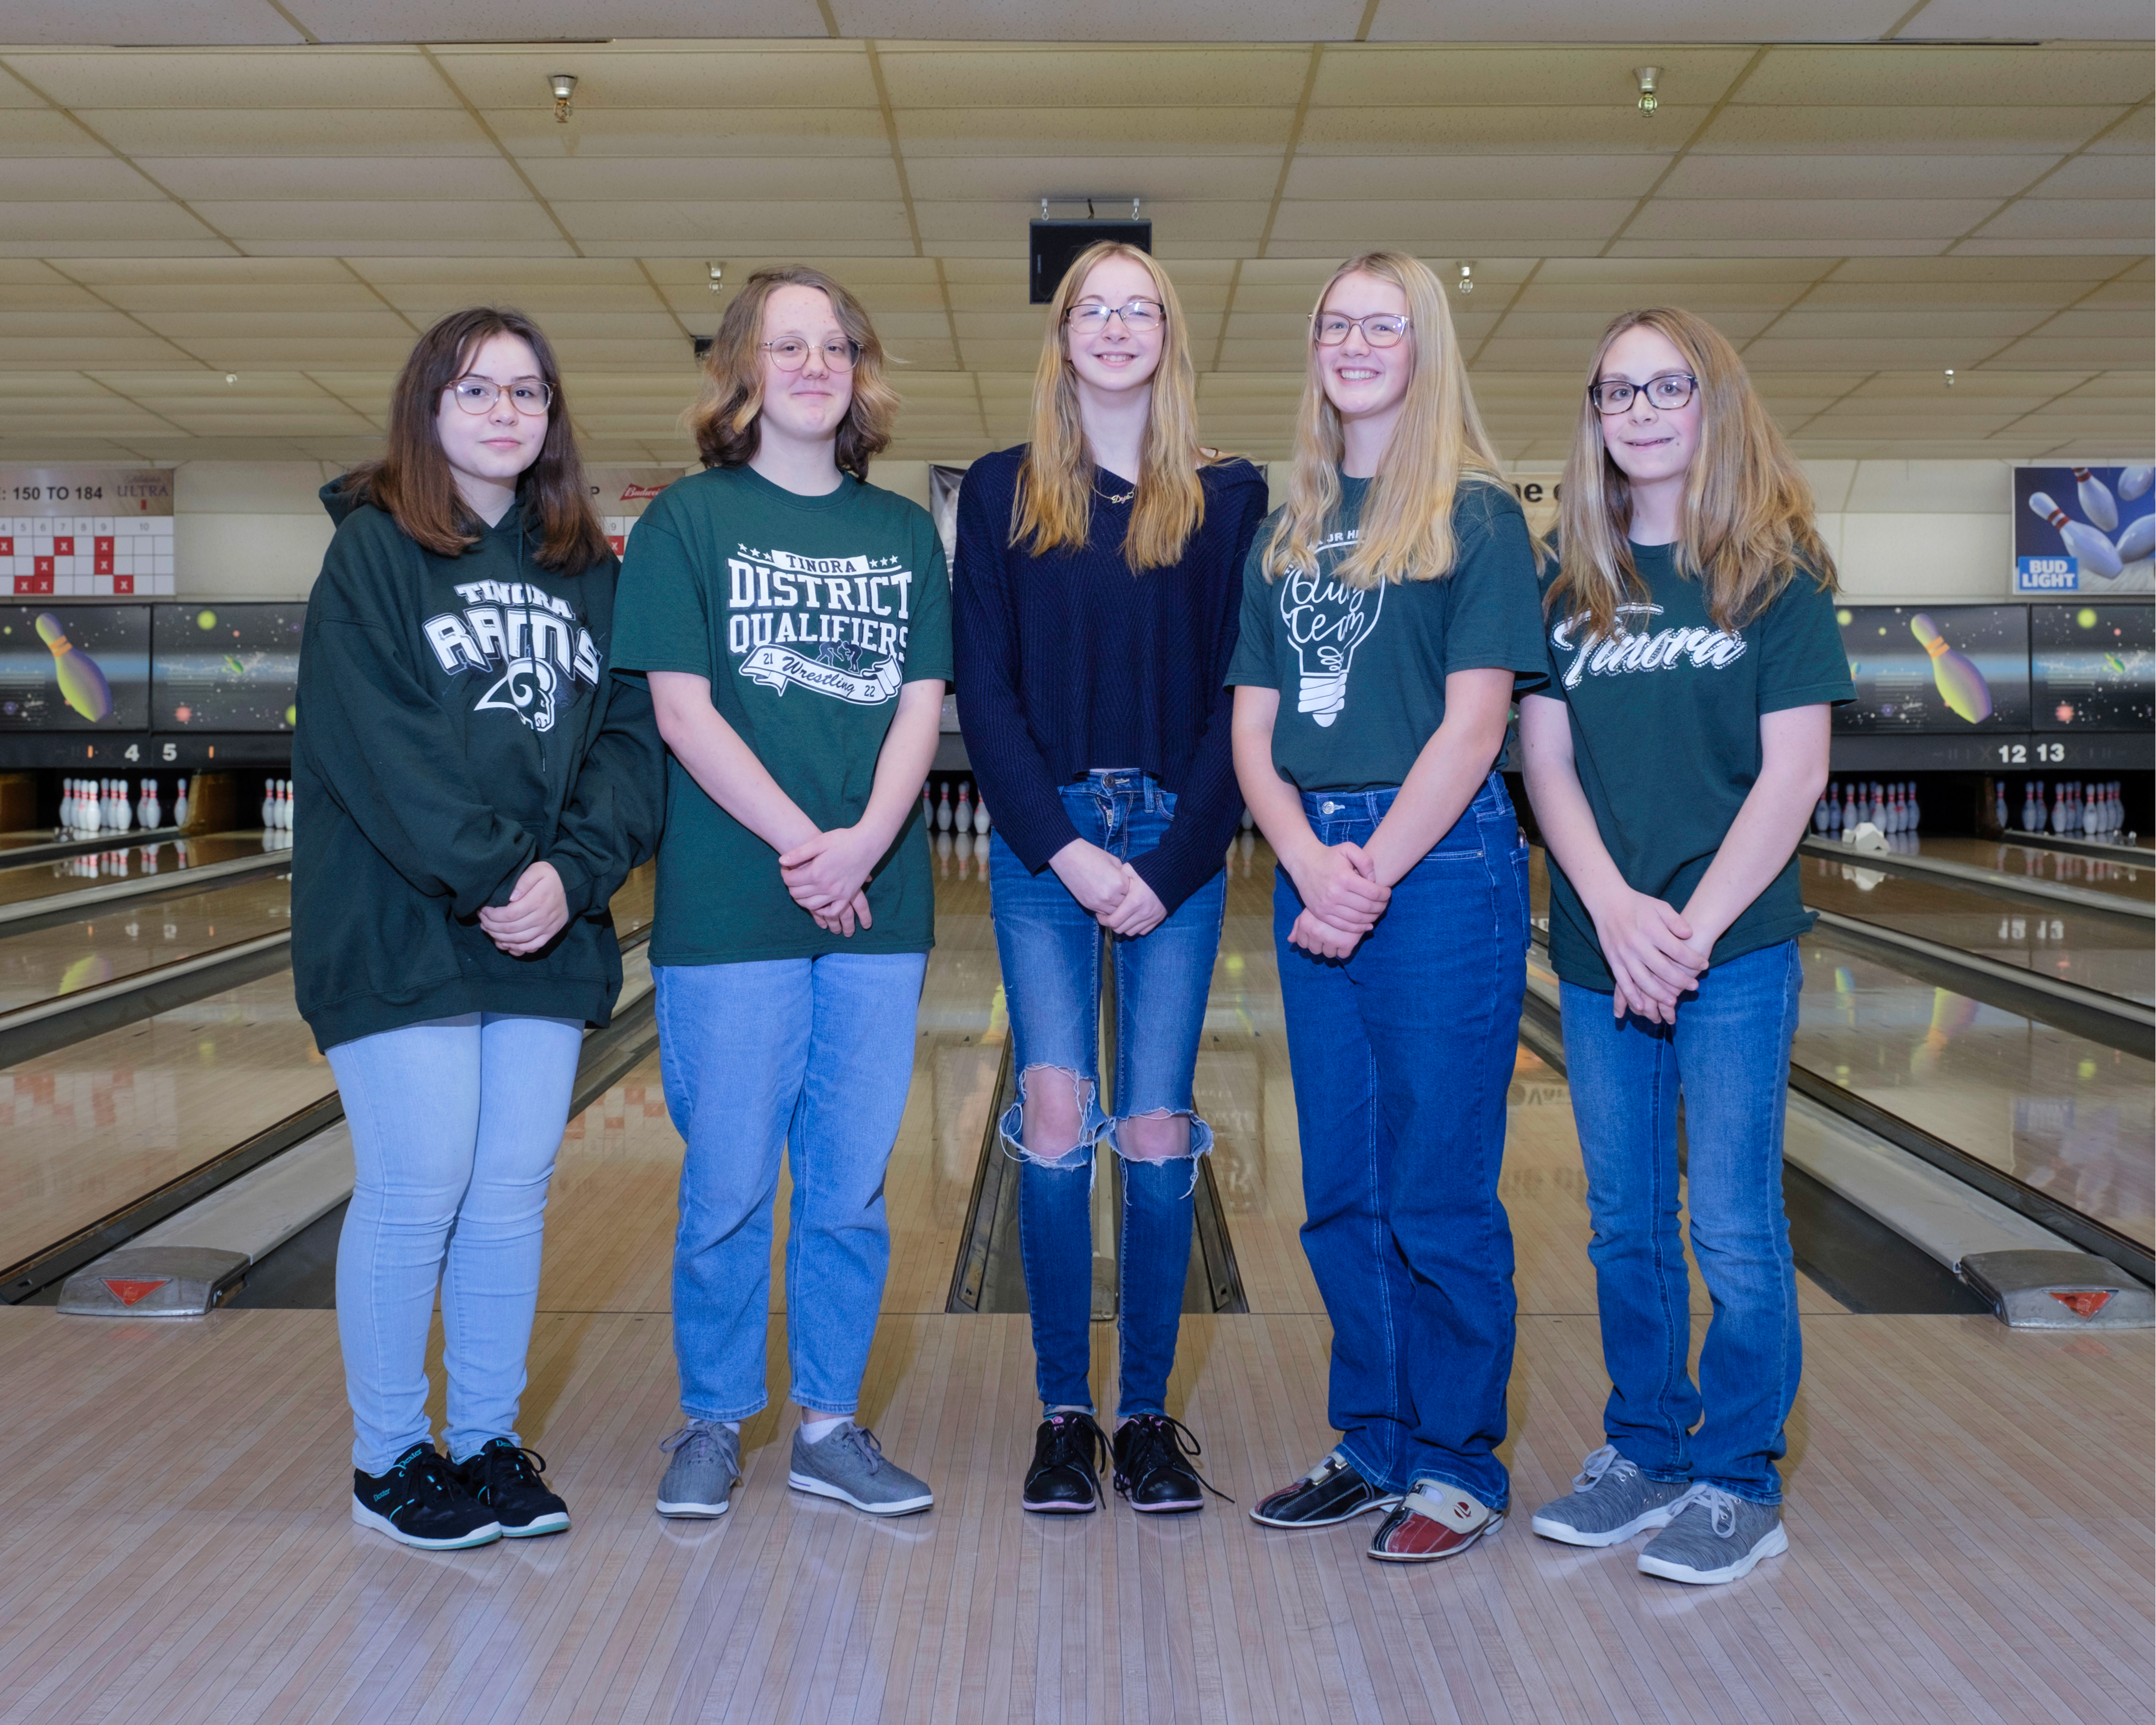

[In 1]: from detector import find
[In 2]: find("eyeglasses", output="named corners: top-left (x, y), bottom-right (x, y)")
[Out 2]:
top-left (1312, 313), bottom-right (1411, 348)
top-left (1066, 299), bottom-right (1165, 333)
top-left (1590, 372), bottom-right (1698, 415)
top-left (763, 337), bottom-right (861, 372)
top-left (446, 377), bottom-right (552, 415)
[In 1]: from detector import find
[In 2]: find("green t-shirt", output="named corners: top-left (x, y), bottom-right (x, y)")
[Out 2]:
top-left (1537, 542), bottom-right (1855, 992)
top-left (611, 464), bottom-right (952, 965)
top-left (1225, 473), bottom-right (1549, 790)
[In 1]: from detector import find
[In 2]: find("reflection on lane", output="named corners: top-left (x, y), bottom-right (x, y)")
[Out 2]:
top-left (1797, 937), bottom-right (2152, 1249)
top-left (1905, 834), bottom-right (2152, 905)
top-left (0, 833), bottom-right (275, 911)
top-left (1801, 853), bottom-right (2154, 1005)
top-left (0, 874), bottom-right (293, 1013)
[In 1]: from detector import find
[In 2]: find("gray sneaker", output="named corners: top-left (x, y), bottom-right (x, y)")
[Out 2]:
top-left (788, 1422), bottom-right (933, 1516)
top-left (1530, 1444), bottom-right (1689, 1548)
top-left (1636, 1484), bottom-right (1788, 1584)
top-left (656, 1420), bottom-right (741, 1517)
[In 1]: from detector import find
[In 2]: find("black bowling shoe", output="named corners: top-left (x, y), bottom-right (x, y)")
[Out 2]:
top-left (352, 1443), bottom-right (501, 1549)
top-left (1248, 1448), bottom-right (1401, 1529)
top-left (1021, 1412), bottom-right (1108, 1513)
top-left (457, 1437), bottom-right (569, 1537)
top-left (1111, 1414), bottom-right (1229, 1514)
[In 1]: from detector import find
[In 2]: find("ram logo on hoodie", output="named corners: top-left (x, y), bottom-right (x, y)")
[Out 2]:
top-left (422, 580), bottom-right (605, 733)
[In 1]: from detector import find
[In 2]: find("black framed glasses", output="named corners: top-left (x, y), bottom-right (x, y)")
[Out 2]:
top-left (446, 377), bottom-right (552, 415)
top-left (1312, 313), bottom-right (1411, 347)
top-left (1066, 299), bottom-right (1165, 333)
top-left (763, 337), bottom-right (861, 372)
top-left (1590, 372), bottom-right (1698, 415)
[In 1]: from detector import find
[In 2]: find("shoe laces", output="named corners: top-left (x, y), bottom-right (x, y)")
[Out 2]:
top-left (385, 1444), bottom-right (464, 1508)
top-left (1571, 1444), bottom-right (1637, 1493)
top-left (1040, 1412), bottom-right (1107, 1476)
top-left (835, 1425), bottom-right (886, 1475)
top-left (479, 1439), bottom-right (547, 1493)
top-left (1118, 1414), bottom-right (1235, 1504)
top-left (659, 1421), bottom-right (728, 1464)
top-left (1671, 1481), bottom-right (1741, 1537)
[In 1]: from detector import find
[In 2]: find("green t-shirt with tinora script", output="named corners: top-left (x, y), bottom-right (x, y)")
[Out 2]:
top-left (612, 464), bottom-right (952, 965)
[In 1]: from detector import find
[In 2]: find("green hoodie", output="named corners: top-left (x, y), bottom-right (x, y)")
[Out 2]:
top-left (291, 480), bottom-right (666, 1052)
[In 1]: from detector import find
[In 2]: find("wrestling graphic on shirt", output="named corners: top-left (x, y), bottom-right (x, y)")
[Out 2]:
top-left (1549, 602), bottom-right (1747, 689)
top-left (421, 579), bottom-right (605, 733)
top-left (1281, 530), bottom-right (1381, 727)
top-left (726, 544), bottom-right (914, 706)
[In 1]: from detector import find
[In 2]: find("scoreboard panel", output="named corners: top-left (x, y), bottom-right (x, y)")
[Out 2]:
top-left (4, 516), bottom-right (175, 597)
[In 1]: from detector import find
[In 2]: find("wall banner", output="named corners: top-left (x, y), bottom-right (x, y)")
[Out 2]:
top-left (2013, 464), bottom-right (2153, 596)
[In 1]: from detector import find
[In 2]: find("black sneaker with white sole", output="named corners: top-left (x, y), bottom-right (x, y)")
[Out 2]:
top-left (353, 1443), bottom-right (501, 1549)
top-left (457, 1437), bottom-right (569, 1538)
top-left (1249, 1448), bottom-right (1401, 1529)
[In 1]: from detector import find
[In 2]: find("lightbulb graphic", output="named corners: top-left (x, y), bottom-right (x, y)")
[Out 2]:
top-left (1281, 556), bottom-right (1384, 727)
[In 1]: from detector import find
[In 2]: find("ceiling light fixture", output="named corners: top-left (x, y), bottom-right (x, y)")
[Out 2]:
top-left (1944, 368), bottom-right (1956, 387)
top-left (1634, 66), bottom-right (1660, 117)
top-left (1457, 263), bottom-right (1475, 296)
top-left (708, 262), bottom-right (725, 294)
top-left (550, 74), bottom-right (577, 123)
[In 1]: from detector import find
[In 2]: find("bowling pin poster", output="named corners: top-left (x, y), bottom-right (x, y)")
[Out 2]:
top-left (2014, 464), bottom-right (2155, 596)
top-left (0, 602), bottom-right (149, 730)
top-left (1832, 603), bottom-right (2030, 733)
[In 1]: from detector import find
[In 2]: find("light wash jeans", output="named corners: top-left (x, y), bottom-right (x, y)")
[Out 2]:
top-left (987, 770), bottom-right (1225, 1419)
top-left (1558, 939), bottom-right (1806, 1503)
top-left (656, 952), bottom-right (928, 1423)
top-left (329, 1011), bottom-right (585, 1474)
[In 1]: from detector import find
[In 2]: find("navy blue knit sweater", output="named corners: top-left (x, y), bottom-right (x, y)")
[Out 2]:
top-left (951, 446), bottom-right (1270, 916)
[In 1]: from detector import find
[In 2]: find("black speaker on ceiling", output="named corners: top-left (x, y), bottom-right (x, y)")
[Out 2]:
top-left (1030, 219), bottom-right (1152, 304)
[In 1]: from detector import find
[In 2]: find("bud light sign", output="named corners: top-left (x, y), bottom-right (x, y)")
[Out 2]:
top-left (2013, 464), bottom-right (2154, 596)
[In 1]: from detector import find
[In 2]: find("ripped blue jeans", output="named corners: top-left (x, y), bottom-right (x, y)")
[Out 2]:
top-left (988, 770), bottom-right (1226, 1419)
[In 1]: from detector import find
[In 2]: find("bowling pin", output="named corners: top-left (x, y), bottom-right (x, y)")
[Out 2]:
top-left (1841, 783), bottom-right (1858, 833)
top-left (34, 613), bottom-right (113, 723)
top-left (2117, 466), bottom-right (2153, 501)
top-left (920, 782), bottom-right (933, 827)
top-left (1907, 781), bottom-right (1921, 832)
top-left (2114, 513), bottom-right (2154, 565)
top-left (1239, 806), bottom-right (1255, 833)
top-left (173, 776), bottom-right (190, 830)
top-left (1907, 614), bottom-right (1993, 723)
top-left (1825, 784), bottom-right (1841, 833)
top-left (954, 782), bottom-right (973, 837)
top-left (2029, 492), bottom-right (2124, 580)
top-left (139, 778), bottom-right (160, 830)
top-left (1994, 781), bottom-right (2008, 834)
top-left (260, 780), bottom-right (275, 829)
top-left (936, 782), bottom-right (952, 832)
top-left (281, 780), bottom-right (294, 831)
top-left (974, 792), bottom-right (990, 836)
top-left (114, 779), bottom-right (133, 833)
top-left (1813, 793), bottom-right (1830, 834)
top-left (2072, 468), bottom-right (2119, 533)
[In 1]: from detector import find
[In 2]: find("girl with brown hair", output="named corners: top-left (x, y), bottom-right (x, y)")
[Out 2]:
top-left (294, 307), bottom-right (664, 1548)
top-left (1519, 307), bottom-right (1851, 1584)
top-left (612, 266), bottom-right (951, 1521)
top-left (952, 241), bottom-right (1268, 1515)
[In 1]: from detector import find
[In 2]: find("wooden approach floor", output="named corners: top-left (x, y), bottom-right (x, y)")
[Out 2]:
top-left (1, 856), bottom-right (2151, 1722)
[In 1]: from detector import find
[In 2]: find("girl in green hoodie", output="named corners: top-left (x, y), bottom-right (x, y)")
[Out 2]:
top-left (293, 308), bottom-right (664, 1550)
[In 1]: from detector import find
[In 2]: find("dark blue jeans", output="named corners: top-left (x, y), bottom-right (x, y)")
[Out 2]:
top-left (988, 770), bottom-right (1226, 1419)
top-left (1558, 939), bottom-right (1805, 1503)
top-left (1274, 773), bottom-right (1528, 1507)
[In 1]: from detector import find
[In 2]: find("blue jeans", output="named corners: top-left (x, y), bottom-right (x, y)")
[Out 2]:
top-left (328, 1011), bottom-right (585, 1474)
top-left (1558, 939), bottom-right (1805, 1503)
top-left (989, 771), bottom-right (1225, 1419)
top-left (657, 951), bottom-right (927, 1422)
top-left (1274, 773), bottom-right (1528, 1507)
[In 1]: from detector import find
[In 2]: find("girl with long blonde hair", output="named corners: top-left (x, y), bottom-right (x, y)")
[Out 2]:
top-left (952, 242), bottom-right (1268, 1515)
top-left (1228, 252), bottom-right (1547, 1563)
top-left (1518, 307), bottom-right (1850, 1585)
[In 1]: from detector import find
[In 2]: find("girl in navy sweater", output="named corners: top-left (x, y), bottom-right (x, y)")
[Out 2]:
top-left (953, 242), bottom-right (1268, 1515)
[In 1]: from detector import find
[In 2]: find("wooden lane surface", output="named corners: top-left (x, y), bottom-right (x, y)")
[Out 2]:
top-left (1912, 835), bottom-right (2153, 905)
top-left (0, 1303), bottom-right (2144, 1724)
top-left (0, 833), bottom-right (271, 911)
top-left (0, 865), bottom-right (657, 1277)
top-left (0, 873), bottom-right (293, 1013)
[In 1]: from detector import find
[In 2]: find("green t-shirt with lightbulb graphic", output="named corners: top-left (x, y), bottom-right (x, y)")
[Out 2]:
top-left (1225, 473), bottom-right (1548, 790)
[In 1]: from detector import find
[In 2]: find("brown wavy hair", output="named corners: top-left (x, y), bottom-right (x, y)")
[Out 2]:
top-left (1013, 241), bottom-right (1216, 572)
top-left (685, 266), bottom-right (900, 478)
top-left (341, 307), bottom-right (606, 575)
top-left (1549, 306), bottom-right (1836, 638)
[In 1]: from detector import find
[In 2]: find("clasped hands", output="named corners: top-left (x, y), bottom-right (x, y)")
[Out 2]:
top-left (1591, 887), bottom-right (1714, 1024)
top-left (1050, 838), bottom-right (1169, 938)
top-left (1285, 840), bottom-right (1391, 959)
top-left (780, 825), bottom-right (881, 936)
top-left (478, 859), bottom-right (569, 956)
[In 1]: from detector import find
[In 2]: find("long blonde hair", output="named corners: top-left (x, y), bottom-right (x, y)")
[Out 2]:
top-left (1550, 306), bottom-right (1836, 637)
top-left (1012, 242), bottom-right (1210, 572)
top-left (1262, 250), bottom-right (1507, 590)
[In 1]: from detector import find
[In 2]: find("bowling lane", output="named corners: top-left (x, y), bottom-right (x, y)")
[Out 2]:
top-left (1525, 848), bottom-right (2154, 1249)
top-left (0, 864), bottom-right (657, 1280)
top-left (1799, 850), bottom-right (2154, 1005)
top-left (1904, 834), bottom-right (2153, 906)
top-left (0, 832), bottom-right (275, 912)
top-left (0, 873), bottom-right (292, 1013)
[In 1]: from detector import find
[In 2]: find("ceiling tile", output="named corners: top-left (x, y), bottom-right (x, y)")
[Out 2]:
top-left (3, 49), bottom-right (456, 109)
top-left (0, 5), bottom-right (308, 46)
